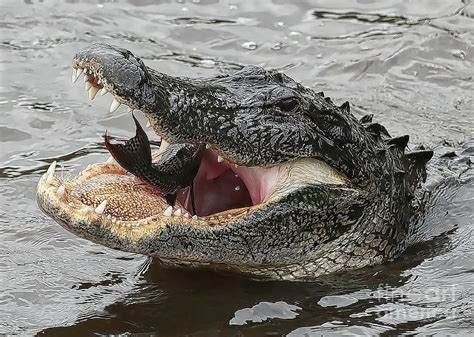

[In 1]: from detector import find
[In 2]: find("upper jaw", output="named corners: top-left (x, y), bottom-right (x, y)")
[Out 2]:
top-left (71, 43), bottom-right (355, 175)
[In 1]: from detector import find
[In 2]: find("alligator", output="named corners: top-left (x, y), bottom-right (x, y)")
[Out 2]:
top-left (36, 43), bottom-right (434, 281)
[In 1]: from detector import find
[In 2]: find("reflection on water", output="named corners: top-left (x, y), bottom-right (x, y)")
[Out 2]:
top-left (0, 0), bottom-right (473, 335)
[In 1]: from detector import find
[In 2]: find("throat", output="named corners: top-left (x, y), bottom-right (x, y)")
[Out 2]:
top-left (176, 150), bottom-right (280, 217)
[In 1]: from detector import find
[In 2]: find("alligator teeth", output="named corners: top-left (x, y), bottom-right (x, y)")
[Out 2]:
top-left (217, 155), bottom-right (224, 163)
top-left (192, 215), bottom-right (198, 220)
top-left (159, 139), bottom-right (170, 154)
top-left (95, 200), bottom-right (108, 215)
top-left (76, 68), bottom-right (84, 78)
top-left (163, 206), bottom-right (173, 217)
top-left (85, 81), bottom-right (92, 91)
top-left (100, 88), bottom-right (108, 96)
top-left (146, 120), bottom-right (152, 128)
top-left (56, 185), bottom-right (65, 196)
top-left (45, 161), bottom-right (57, 184)
top-left (89, 86), bottom-right (99, 100)
top-left (235, 186), bottom-right (241, 191)
top-left (173, 208), bottom-right (182, 217)
top-left (110, 98), bottom-right (121, 112)
top-left (205, 144), bottom-right (210, 149)
top-left (71, 68), bottom-right (78, 83)
top-left (184, 213), bottom-right (190, 218)
top-left (80, 206), bottom-right (90, 213)
top-left (105, 156), bottom-right (116, 165)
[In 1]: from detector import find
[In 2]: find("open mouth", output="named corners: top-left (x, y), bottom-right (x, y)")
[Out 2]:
top-left (36, 60), bottom-right (348, 231)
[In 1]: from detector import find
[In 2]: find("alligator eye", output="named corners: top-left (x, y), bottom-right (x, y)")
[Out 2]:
top-left (276, 98), bottom-right (299, 113)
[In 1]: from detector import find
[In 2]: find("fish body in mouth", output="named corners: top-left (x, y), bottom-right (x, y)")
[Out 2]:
top-left (104, 113), bottom-right (203, 213)
top-left (37, 43), bottom-right (433, 281)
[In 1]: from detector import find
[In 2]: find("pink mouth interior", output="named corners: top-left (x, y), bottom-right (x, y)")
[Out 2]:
top-left (176, 150), bottom-right (280, 216)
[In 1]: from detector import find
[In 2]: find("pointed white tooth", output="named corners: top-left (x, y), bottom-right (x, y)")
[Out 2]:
top-left (217, 155), bottom-right (224, 163)
top-left (105, 156), bottom-right (116, 165)
top-left (107, 214), bottom-right (112, 220)
top-left (205, 144), bottom-right (210, 149)
top-left (97, 78), bottom-right (101, 85)
top-left (71, 68), bottom-right (78, 83)
top-left (95, 200), bottom-right (108, 215)
top-left (109, 97), bottom-right (121, 112)
top-left (173, 208), bottom-right (182, 216)
top-left (56, 185), bottom-right (65, 196)
top-left (100, 87), bottom-right (108, 96)
top-left (80, 207), bottom-right (90, 213)
top-left (192, 215), bottom-right (198, 220)
top-left (163, 206), bottom-right (173, 217)
top-left (76, 68), bottom-right (84, 78)
top-left (184, 213), bottom-right (190, 218)
top-left (112, 218), bottom-right (117, 224)
top-left (146, 120), bottom-right (152, 128)
top-left (159, 139), bottom-right (170, 154)
top-left (83, 74), bottom-right (90, 82)
top-left (89, 86), bottom-right (99, 100)
top-left (235, 186), bottom-right (241, 191)
top-left (46, 160), bottom-right (57, 177)
top-left (85, 81), bottom-right (92, 90)
top-left (46, 161), bottom-right (57, 183)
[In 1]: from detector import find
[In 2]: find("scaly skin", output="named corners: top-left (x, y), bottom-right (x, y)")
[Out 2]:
top-left (36, 43), bottom-right (433, 281)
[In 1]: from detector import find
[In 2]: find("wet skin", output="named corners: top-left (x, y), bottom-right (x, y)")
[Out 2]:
top-left (36, 43), bottom-right (434, 281)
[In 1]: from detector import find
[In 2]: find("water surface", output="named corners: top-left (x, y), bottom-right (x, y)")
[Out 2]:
top-left (0, 0), bottom-right (473, 335)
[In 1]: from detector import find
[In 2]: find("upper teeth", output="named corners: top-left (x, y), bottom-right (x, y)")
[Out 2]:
top-left (159, 139), bottom-right (170, 154)
top-left (110, 98), bottom-right (121, 112)
top-left (89, 86), bottom-right (99, 100)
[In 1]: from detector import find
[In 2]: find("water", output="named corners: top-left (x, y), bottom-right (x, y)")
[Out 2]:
top-left (1, 0), bottom-right (473, 335)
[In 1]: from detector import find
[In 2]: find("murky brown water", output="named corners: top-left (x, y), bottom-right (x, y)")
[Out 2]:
top-left (1, 0), bottom-right (473, 335)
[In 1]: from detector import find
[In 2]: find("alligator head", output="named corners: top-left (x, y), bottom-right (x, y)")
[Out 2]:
top-left (37, 43), bottom-right (433, 281)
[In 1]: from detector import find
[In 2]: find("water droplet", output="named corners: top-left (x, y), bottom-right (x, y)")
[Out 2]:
top-left (272, 42), bottom-right (283, 51)
top-left (200, 59), bottom-right (216, 68)
top-left (452, 50), bottom-right (466, 60)
top-left (241, 41), bottom-right (257, 50)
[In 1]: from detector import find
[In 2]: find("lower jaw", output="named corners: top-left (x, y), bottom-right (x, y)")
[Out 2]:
top-left (36, 149), bottom-right (282, 227)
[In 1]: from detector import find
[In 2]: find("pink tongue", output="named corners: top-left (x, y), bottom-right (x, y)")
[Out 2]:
top-left (179, 169), bottom-right (252, 216)
top-left (232, 165), bottom-right (280, 204)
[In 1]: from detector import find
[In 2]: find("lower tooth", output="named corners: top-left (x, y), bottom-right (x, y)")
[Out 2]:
top-left (100, 88), bottom-right (108, 96)
top-left (217, 155), bottom-right (224, 163)
top-left (105, 156), bottom-right (116, 165)
top-left (173, 209), bottom-right (182, 216)
top-left (163, 206), bottom-right (173, 217)
top-left (56, 185), bottom-right (65, 196)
